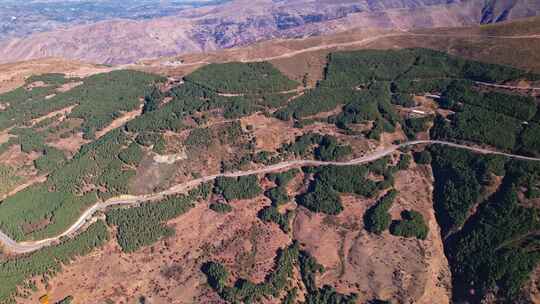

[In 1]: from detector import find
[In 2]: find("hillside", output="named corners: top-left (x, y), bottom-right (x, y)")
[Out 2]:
top-left (0, 0), bottom-right (539, 65)
top-left (137, 16), bottom-right (540, 88)
top-left (0, 18), bottom-right (539, 304)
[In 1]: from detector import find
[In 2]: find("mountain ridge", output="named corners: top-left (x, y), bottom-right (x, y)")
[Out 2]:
top-left (0, 0), bottom-right (538, 65)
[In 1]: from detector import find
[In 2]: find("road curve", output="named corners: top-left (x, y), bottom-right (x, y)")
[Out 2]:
top-left (2, 140), bottom-right (540, 254)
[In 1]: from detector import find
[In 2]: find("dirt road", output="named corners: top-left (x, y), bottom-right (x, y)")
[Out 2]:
top-left (159, 31), bottom-right (540, 69)
top-left (1, 139), bottom-right (540, 254)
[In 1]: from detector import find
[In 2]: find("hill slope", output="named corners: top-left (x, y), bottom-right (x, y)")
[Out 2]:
top-left (0, 18), bottom-right (539, 304)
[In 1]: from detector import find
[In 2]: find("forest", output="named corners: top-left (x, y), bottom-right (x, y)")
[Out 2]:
top-left (106, 194), bottom-right (195, 253)
top-left (430, 146), bottom-right (540, 302)
top-left (185, 62), bottom-right (299, 94)
top-left (0, 221), bottom-right (109, 304)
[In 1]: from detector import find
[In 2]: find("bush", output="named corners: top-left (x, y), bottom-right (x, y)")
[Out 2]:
top-left (313, 165), bottom-right (379, 197)
top-left (185, 127), bottom-right (213, 148)
top-left (34, 147), bottom-right (66, 173)
top-left (258, 206), bottom-right (293, 232)
top-left (314, 136), bottom-right (352, 161)
top-left (135, 132), bottom-right (162, 147)
top-left (431, 105), bottom-right (522, 151)
top-left (280, 133), bottom-right (322, 157)
top-left (396, 154), bottom-right (411, 171)
top-left (266, 169), bottom-right (299, 187)
top-left (299, 250), bottom-right (358, 303)
top-left (441, 81), bottom-right (537, 120)
top-left (209, 203), bottom-right (233, 214)
top-left (430, 145), bottom-right (507, 234)
top-left (297, 182), bottom-right (343, 215)
top-left (403, 116), bottom-right (431, 140)
top-left (118, 143), bottom-right (144, 166)
top-left (446, 158), bottom-right (540, 302)
top-left (390, 210), bottom-right (429, 240)
top-left (214, 175), bottom-right (262, 201)
top-left (391, 93), bottom-right (416, 107)
top-left (517, 122), bottom-right (540, 156)
top-left (323, 48), bottom-right (534, 88)
top-left (413, 150), bottom-right (432, 165)
top-left (264, 187), bottom-right (290, 207)
top-left (201, 262), bottom-right (230, 292)
top-left (364, 190), bottom-right (398, 234)
top-left (275, 87), bottom-right (356, 120)
top-left (10, 128), bottom-right (46, 153)
top-left (56, 296), bottom-right (74, 304)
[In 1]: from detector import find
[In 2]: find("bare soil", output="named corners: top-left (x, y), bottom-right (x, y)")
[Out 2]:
top-left (293, 163), bottom-right (451, 304)
top-left (23, 196), bottom-right (290, 304)
top-left (95, 104), bottom-right (144, 139)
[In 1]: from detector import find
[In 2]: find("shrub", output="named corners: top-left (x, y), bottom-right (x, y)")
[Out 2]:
top-left (34, 147), bottom-right (66, 173)
top-left (297, 182), bottom-right (343, 215)
top-left (391, 93), bottom-right (416, 107)
top-left (413, 150), bottom-right (432, 165)
top-left (396, 154), bottom-right (412, 170)
top-left (201, 262), bottom-right (230, 292)
top-left (314, 136), bottom-right (352, 161)
top-left (258, 206), bottom-right (293, 232)
top-left (402, 116), bottom-right (431, 140)
top-left (118, 143), bottom-right (144, 166)
top-left (299, 250), bottom-right (358, 303)
top-left (430, 145), bottom-right (505, 234)
top-left (214, 175), bottom-right (262, 201)
top-left (185, 127), bottom-right (213, 148)
top-left (390, 210), bottom-right (429, 240)
top-left (364, 190), bottom-right (398, 234)
top-left (56, 296), bottom-right (74, 304)
top-left (264, 187), bottom-right (290, 207)
top-left (209, 203), bottom-right (233, 214)
top-left (266, 169), bottom-right (299, 187)
top-left (447, 158), bottom-right (540, 302)
top-left (431, 105), bottom-right (522, 151)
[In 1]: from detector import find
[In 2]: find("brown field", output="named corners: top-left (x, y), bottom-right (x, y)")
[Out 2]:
top-left (0, 58), bottom-right (115, 94)
top-left (24, 196), bottom-right (290, 304)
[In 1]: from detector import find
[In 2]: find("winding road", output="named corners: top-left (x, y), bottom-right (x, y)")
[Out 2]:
top-left (1, 140), bottom-right (540, 254)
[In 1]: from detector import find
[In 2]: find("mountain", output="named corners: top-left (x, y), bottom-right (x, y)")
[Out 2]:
top-left (0, 16), bottom-right (539, 304)
top-left (0, 0), bottom-right (229, 41)
top-left (0, 0), bottom-right (538, 64)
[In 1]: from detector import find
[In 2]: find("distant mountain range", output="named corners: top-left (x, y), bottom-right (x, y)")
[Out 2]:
top-left (0, 0), bottom-right (538, 64)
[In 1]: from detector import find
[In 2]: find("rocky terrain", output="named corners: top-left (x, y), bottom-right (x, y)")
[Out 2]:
top-left (0, 0), bottom-right (539, 64)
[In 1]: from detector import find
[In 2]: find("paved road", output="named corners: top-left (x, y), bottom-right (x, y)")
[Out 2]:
top-left (2, 140), bottom-right (540, 254)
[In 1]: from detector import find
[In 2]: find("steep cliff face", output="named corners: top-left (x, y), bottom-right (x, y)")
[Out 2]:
top-left (0, 0), bottom-right (538, 64)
